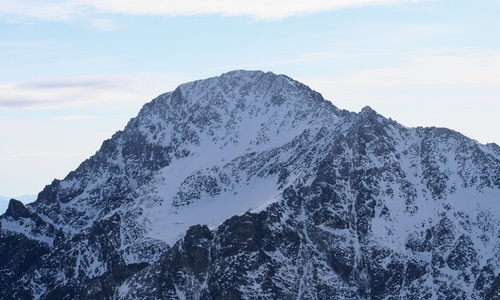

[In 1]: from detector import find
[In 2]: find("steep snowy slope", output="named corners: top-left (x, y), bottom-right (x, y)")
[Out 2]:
top-left (0, 70), bottom-right (499, 299)
top-left (118, 107), bottom-right (500, 300)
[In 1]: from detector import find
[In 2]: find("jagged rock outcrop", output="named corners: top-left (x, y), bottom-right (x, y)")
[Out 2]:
top-left (1, 70), bottom-right (499, 299)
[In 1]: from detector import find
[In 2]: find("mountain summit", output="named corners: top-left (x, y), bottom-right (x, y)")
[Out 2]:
top-left (1, 70), bottom-right (499, 299)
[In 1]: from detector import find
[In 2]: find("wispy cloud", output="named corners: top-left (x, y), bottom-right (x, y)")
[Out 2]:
top-left (0, 151), bottom-right (85, 161)
top-left (16, 77), bottom-right (125, 89)
top-left (2, 0), bottom-right (428, 21)
top-left (84, 0), bottom-right (428, 20)
top-left (217, 51), bottom-right (390, 71)
top-left (0, 76), bottom-right (148, 109)
top-left (51, 115), bottom-right (97, 121)
top-left (88, 18), bottom-right (123, 31)
top-left (0, 0), bottom-right (80, 21)
top-left (329, 50), bottom-right (500, 87)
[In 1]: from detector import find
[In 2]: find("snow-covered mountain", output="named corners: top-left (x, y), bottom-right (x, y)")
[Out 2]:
top-left (1, 70), bottom-right (499, 299)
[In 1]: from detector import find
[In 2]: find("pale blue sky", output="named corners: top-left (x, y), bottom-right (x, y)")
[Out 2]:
top-left (1, 0), bottom-right (500, 197)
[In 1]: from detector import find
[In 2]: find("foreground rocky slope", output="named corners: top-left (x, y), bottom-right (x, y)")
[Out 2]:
top-left (1, 70), bottom-right (499, 299)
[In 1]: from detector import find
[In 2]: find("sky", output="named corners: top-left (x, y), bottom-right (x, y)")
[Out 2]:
top-left (1, 0), bottom-right (500, 198)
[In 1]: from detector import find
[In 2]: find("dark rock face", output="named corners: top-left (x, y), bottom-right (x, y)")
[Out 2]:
top-left (5, 199), bottom-right (32, 219)
top-left (1, 71), bottom-right (499, 299)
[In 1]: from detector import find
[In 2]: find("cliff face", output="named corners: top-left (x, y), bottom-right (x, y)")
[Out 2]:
top-left (1, 70), bottom-right (499, 299)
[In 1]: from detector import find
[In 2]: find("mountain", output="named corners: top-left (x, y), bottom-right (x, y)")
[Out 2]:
top-left (1, 70), bottom-right (499, 299)
top-left (0, 195), bottom-right (36, 216)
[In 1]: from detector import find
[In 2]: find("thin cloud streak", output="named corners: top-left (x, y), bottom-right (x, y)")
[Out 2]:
top-left (0, 76), bottom-right (148, 109)
top-left (330, 51), bottom-right (500, 87)
top-left (217, 50), bottom-right (422, 73)
top-left (88, 18), bottom-right (123, 31)
top-left (1, 0), bottom-right (428, 21)
top-left (0, 0), bottom-right (80, 21)
top-left (0, 151), bottom-right (85, 161)
top-left (16, 77), bottom-right (130, 89)
top-left (86, 0), bottom-right (426, 20)
top-left (217, 51), bottom-right (363, 71)
top-left (51, 115), bottom-right (97, 121)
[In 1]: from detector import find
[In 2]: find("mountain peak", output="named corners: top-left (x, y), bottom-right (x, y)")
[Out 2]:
top-left (174, 70), bottom-right (329, 108)
top-left (5, 199), bottom-right (31, 220)
top-left (360, 105), bottom-right (375, 113)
